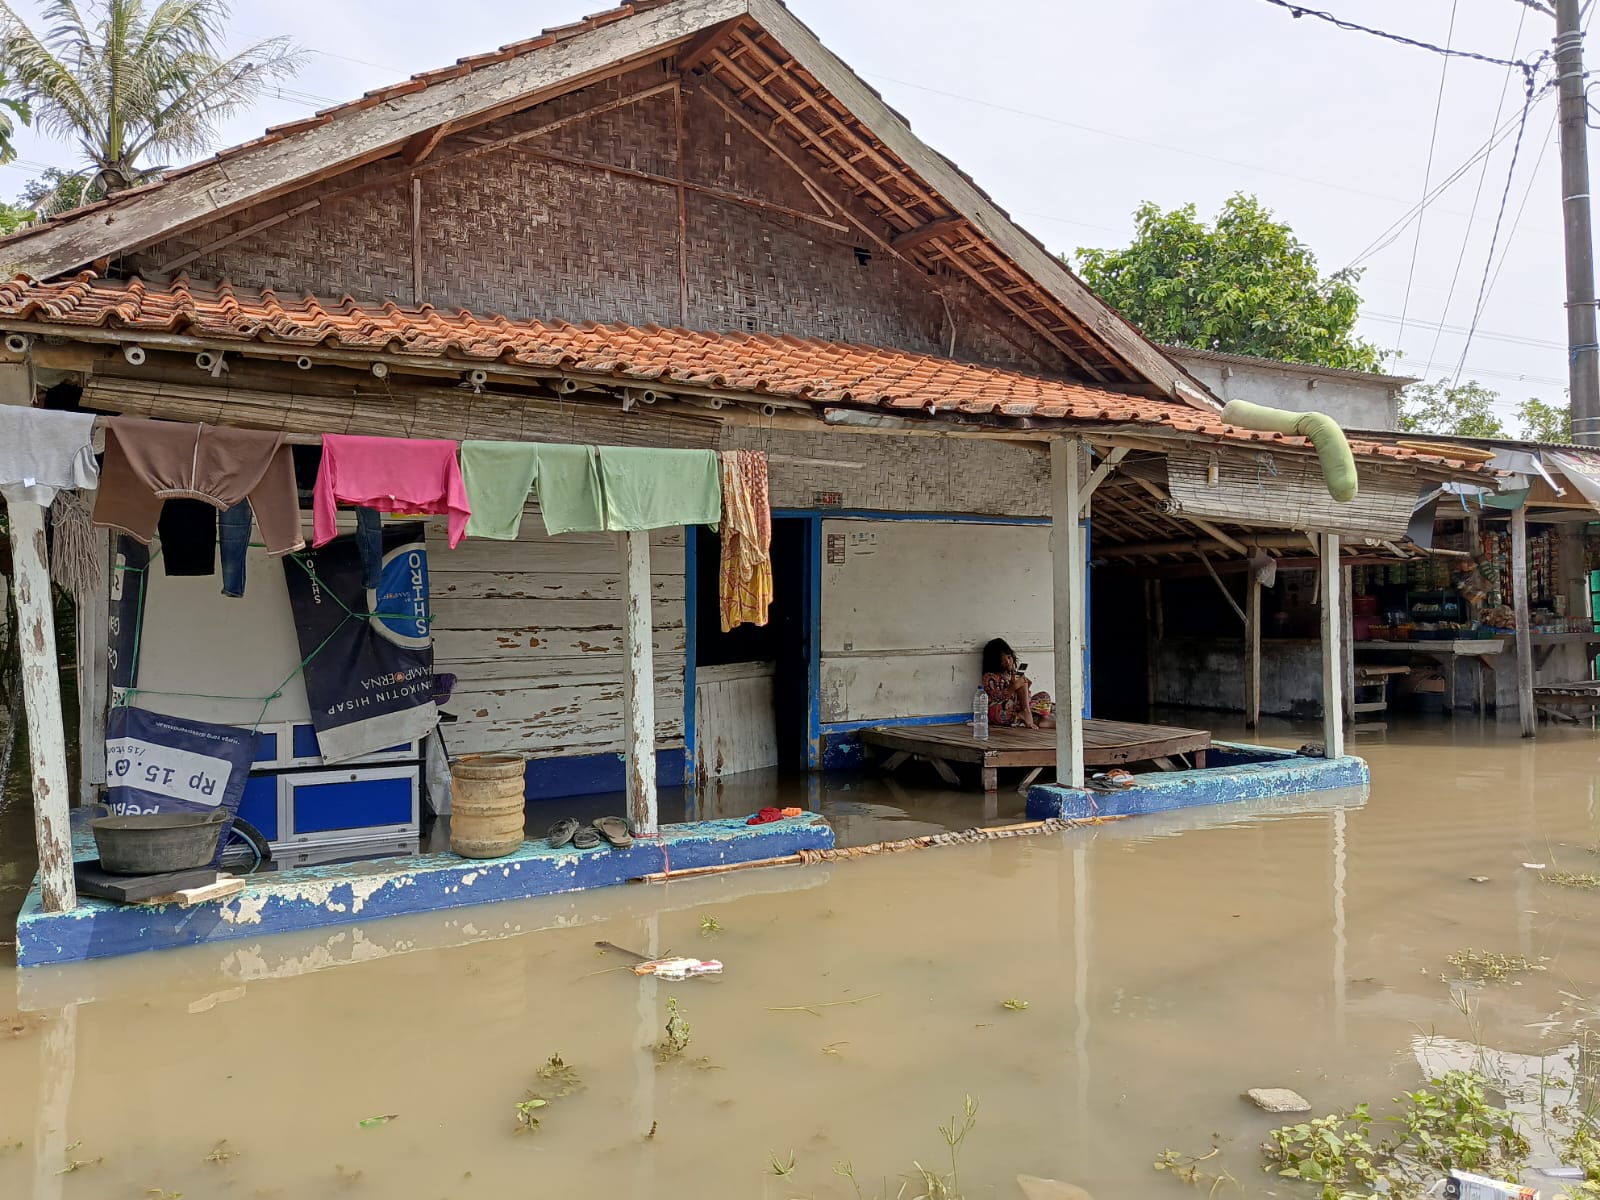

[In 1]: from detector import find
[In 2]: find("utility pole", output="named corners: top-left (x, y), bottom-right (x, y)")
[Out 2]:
top-left (1556, 0), bottom-right (1600, 445)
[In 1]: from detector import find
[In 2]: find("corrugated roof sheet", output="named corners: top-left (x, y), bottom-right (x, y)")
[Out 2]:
top-left (0, 272), bottom-right (1478, 470)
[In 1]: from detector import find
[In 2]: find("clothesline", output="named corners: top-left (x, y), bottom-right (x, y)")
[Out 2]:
top-left (1, 404), bottom-right (777, 631)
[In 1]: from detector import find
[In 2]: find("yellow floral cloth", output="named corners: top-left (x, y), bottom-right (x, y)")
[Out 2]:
top-left (718, 449), bottom-right (772, 631)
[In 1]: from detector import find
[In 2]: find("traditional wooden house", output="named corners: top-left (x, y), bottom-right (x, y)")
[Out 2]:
top-left (0, 0), bottom-right (1488, 964)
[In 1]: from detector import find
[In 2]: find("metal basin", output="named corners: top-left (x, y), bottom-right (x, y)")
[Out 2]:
top-left (90, 810), bottom-right (227, 876)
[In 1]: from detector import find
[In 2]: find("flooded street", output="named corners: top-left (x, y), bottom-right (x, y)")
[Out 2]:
top-left (5, 717), bottom-right (1600, 1198)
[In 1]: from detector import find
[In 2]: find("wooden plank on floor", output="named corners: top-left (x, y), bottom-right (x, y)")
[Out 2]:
top-left (860, 719), bottom-right (1212, 772)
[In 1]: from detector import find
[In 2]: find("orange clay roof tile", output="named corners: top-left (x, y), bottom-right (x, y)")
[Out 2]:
top-left (0, 273), bottom-right (1479, 471)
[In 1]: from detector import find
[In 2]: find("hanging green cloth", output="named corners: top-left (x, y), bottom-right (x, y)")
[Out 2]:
top-left (461, 441), bottom-right (540, 540)
top-left (533, 443), bottom-right (606, 536)
top-left (598, 446), bottom-right (721, 531)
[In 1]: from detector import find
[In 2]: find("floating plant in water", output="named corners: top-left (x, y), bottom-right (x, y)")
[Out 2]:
top-left (1550, 871), bottom-right (1600, 890)
top-left (657, 997), bottom-right (691, 1062)
top-left (1261, 1070), bottom-right (1530, 1197)
top-left (515, 1054), bottom-right (585, 1133)
top-left (513, 1096), bottom-right (548, 1133)
top-left (1001, 997), bottom-right (1030, 1012)
top-left (699, 914), bottom-right (721, 935)
top-left (1447, 948), bottom-right (1545, 982)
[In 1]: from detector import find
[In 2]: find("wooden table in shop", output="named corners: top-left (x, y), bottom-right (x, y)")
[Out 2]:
top-left (859, 719), bottom-right (1213, 793)
top-left (1354, 639), bottom-right (1504, 713)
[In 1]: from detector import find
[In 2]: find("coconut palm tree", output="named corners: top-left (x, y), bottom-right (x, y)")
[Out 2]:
top-left (0, 0), bottom-right (302, 209)
top-left (0, 70), bottom-right (29, 165)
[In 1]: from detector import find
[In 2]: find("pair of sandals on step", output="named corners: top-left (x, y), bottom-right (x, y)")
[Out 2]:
top-left (547, 815), bottom-right (633, 851)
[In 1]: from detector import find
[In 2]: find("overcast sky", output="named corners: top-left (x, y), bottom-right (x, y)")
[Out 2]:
top-left (0, 0), bottom-right (1581, 424)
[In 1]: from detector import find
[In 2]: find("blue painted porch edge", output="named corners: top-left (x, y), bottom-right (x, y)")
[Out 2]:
top-left (1025, 741), bottom-right (1371, 820)
top-left (523, 749), bottom-right (683, 801)
top-left (16, 813), bottom-right (833, 967)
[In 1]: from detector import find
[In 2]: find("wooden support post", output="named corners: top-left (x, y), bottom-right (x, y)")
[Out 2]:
top-left (4, 494), bottom-right (76, 912)
top-left (1341, 564), bottom-right (1356, 724)
top-left (1319, 532), bottom-right (1345, 761)
top-left (620, 531), bottom-right (658, 836)
top-left (1051, 438), bottom-right (1086, 789)
top-left (1511, 505), bottom-right (1537, 737)
top-left (1244, 575), bottom-right (1261, 730)
top-left (76, 531), bottom-right (110, 806)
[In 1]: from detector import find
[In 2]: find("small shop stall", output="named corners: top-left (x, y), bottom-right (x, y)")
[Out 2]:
top-left (1349, 438), bottom-right (1600, 730)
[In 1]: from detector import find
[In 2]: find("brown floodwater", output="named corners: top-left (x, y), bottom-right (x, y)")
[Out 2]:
top-left (5, 713), bottom-right (1600, 1198)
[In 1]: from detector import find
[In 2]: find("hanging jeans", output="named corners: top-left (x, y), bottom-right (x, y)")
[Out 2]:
top-left (356, 506), bottom-right (384, 590)
top-left (218, 501), bottom-right (254, 598)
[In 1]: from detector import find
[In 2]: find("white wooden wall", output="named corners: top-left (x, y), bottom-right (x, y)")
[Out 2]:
top-left (818, 520), bottom-right (1054, 723)
top-left (427, 518), bottom-right (686, 760)
top-left (124, 517), bottom-right (685, 762)
top-left (694, 661), bottom-right (778, 779)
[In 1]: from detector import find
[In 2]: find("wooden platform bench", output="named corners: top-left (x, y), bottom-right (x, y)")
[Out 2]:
top-left (859, 719), bottom-right (1213, 793)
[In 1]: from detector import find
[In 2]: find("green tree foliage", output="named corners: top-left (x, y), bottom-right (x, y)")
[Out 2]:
top-left (1401, 381), bottom-right (1577, 443)
top-left (1515, 396), bottom-right (1573, 444)
top-left (0, 69), bottom-right (29, 165)
top-left (18, 166), bottom-right (88, 217)
top-left (0, 199), bottom-right (32, 234)
top-left (1075, 194), bottom-right (1386, 372)
top-left (0, 0), bottom-right (302, 208)
top-left (1399, 380), bottom-right (1508, 439)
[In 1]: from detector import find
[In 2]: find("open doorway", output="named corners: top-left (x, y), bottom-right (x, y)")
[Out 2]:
top-left (692, 517), bottom-right (811, 780)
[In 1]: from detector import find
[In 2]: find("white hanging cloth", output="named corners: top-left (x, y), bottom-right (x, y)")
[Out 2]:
top-left (0, 404), bottom-right (98, 506)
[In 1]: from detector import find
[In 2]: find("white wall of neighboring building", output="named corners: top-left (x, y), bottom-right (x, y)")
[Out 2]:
top-left (1167, 347), bottom-right (1409, 432)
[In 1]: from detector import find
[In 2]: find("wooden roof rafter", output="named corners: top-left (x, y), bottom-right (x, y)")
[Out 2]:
top-left (698, 25), bottom-right (1123, 384)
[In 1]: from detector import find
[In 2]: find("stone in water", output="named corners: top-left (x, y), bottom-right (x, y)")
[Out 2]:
top-left (1246, 1087), bottom-right (1311, 1113)
top-left (1017, 1176), bottom-right (1093, 1200)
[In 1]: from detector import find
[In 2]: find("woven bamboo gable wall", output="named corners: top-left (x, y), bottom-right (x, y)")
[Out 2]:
top-left (129, 65), bottom-right (1063, 373)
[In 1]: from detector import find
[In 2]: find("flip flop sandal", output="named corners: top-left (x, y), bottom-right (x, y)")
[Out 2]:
top-left (572, 824), bottom-right (602, 850)
top-left (546, 817), bottom-right (579, 848)
top-left (593, 816), bottom-right (633, 849)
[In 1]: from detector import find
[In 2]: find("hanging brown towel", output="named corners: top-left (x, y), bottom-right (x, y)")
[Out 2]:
top-left (93, 417), bottom-right (304, 556)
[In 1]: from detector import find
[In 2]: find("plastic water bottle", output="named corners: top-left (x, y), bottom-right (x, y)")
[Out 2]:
top-left (972, 688), bottom-right (989, 742)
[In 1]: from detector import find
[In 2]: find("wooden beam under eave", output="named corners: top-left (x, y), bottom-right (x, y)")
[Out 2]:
top-left (890, 216), bottom-right (965, 253)
top-left (401, 122), bottom-right (453, 166)
top-left (675, 17), bottom-right (742, 72)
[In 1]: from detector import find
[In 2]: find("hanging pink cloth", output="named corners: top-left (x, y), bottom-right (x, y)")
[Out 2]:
top-left (312, 434), bottom-right (471, 548)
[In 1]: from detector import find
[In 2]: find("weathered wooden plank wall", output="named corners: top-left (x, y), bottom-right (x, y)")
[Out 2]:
top-left (426, 516), bottom-right (686, 760)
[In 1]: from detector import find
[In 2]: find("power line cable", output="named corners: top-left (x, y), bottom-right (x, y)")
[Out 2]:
top-left (1256, 0), bottom-right (1552, 82)
top-left (1395, 0), bottom-right (1461, 354)
top-left (1365, 309), bottom-right (1564, 350)
top-left (1452, 72), bottom-right (1545, 382)
top-left (861, 71), bottom-right (1457, 209)
top-left (1344, 87), bottom-right (1552, 270)
top-left (1424, 4), bottom-right (1529, 369)
top-left (1482, 108), bottom-right (1559, 310)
